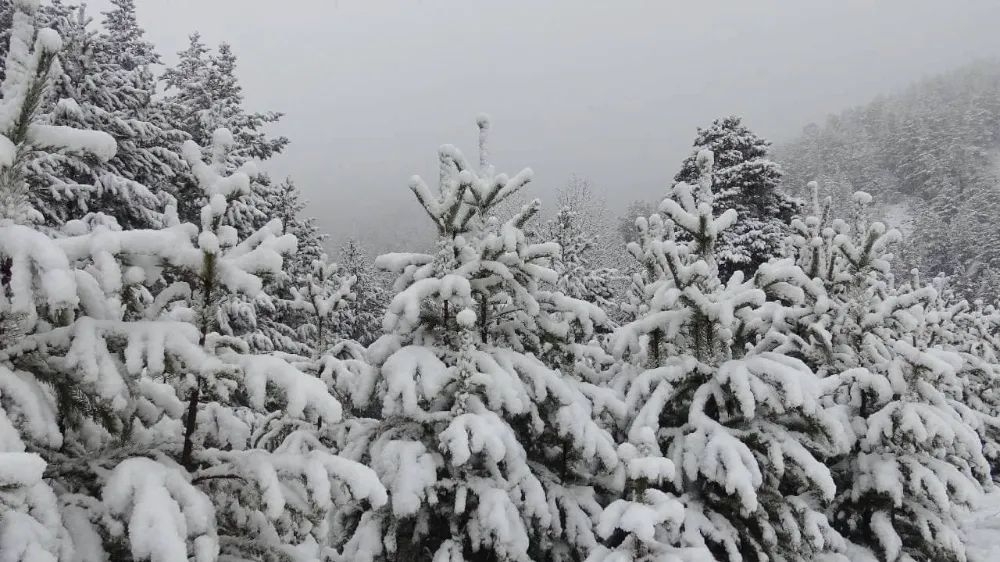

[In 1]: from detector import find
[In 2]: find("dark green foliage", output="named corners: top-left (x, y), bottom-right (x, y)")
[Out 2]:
top-left (674, 116), bottom-right (801, 282)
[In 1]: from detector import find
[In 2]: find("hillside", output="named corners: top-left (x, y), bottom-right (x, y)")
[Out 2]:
top-left (774, 60), bottom-right (1000, 299)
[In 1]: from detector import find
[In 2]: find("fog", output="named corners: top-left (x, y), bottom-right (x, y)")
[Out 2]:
top-left (87, 0), bottom-right (1000, 251)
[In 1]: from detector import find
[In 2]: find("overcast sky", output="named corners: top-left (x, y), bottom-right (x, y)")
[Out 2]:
top-left (85, 0), bottom-right (1000, 250)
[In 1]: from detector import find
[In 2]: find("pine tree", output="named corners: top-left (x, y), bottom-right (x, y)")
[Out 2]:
top-left (337, 115), bottom-right (620, 562)
top-left (160, 36), bottom-right (303, 357)
top-left (292, 252), bottom-right (356, 357)
top-left (0, 13), bottom-right (389, 550)
top-left (162, 35), bottom-right (287, 163)
top-left (25, 0), bottom-right (185, 231)
top-left (2, 128), bottom-right (386, 559)
top-left (161, 34), bottom-right (285, 231)
top-left (0, 3), bottom-right (111, 556)
top-left (237, 175), bottom-right (329, 355)
top-left (616, 199), bottom-right (656, 247)
top-left (673, 116), bottom-right (801, 282)
top-left (771, 182), bottom-right (991, 561)
top-left (546, 206), bottom-right (619, 311)
top-left (602, 150), bottom-right (847, 562)
top-left (553, 174), bottom-right (622, 273)
top-left (774, 62), bottom-right (1000, 300)
top-left (260, 176), bottom-right (325, 277)
top-left (339, 237), bottom-right (389, 347)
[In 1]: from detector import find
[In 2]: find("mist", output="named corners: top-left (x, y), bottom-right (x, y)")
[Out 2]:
top-left (87, 0), bottom-right (1000, 251)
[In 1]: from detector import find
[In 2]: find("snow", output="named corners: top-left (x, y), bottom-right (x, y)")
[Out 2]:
top-left (227, 350), bottom-right (343, 422)
top-left (28, 125), bottom-right (117, 161)
top-left (852, 191), bottom-right (873, 205)
top-left (102, 458), bottom-right (218, 562)
top-left (13, 0), bottom-right (39, 11)
top-left (372, 440), bottom-right (437, 516)
top-left (35, 28), bottom-right (62, 53)
top-left (0, 452), bottom-right (45, 486)
top-left (456, 307), bottom-right (477, 327)
top-left (0, 135), bottom-right (15, 168)
top-left (966, 488), bottom-right (1000, 561)
top-left (4, 17), bottom-right (1000, 558)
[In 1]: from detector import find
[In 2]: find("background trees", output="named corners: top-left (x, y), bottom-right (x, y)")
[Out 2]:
top-left (672, 116), bottom-right (801, 283)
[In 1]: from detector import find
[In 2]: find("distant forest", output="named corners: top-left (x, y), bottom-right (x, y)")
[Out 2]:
top-left (775, 60), bottom-right (1000, 299)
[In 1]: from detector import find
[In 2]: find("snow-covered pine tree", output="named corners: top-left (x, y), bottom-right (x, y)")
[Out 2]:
top-left (770, 182), bottom-right (991, 561)
top-left (339, 236), bottom-right (390, 347)
top-left (546, 206), bottom-right (620, 312)
top-left (673, 116), bottom-right (801, 283)
top-left (291, 252), bottom-right (356, 357)
top-left (552, 175), bottom-right (624, 273)
top-left (0, 13), bottom-right (388, 551)
top-left (25, 0), bottom-right (186, 231)
top-left (160, 34), bottom-right (285, 232)
top-left (337, 115), bottom-right (620, 562)
top-left (229, 176), bottom-right (329, 356)
top-left (161, 35), bottom-right (286, 166)
top-left (541, 206), bottom-right (622, 417)
top-left (260, 176), bottom-right (325, 277)
top-left (0, 3), bottom-right (118, 557)
top-left (160, 36), bottom-right (309, 358)
top-left (603, 150), bottom-right (848, 562)
top-left (125, 130), bottom-right (383, 560)
top-left (916, 275), bottom-right (1000, 474)
top-left (8, 128), bottom-right (383, 560)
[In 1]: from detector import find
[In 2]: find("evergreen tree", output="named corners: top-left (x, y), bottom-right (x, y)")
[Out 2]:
top-left (337, 115), bottom-right (620, 562)
top-left (601, 150), bottom-right (847, 562)
top-left (0, 127), bottom-right (386, 561)
top-left (775, 61), bottom-right (1000, 300)
top-left (292, 252), bottom-right (356, 357)
top-left (160, 36), bottom-right (303, 357)
top-left (553, 174), bottom-right (623, 273)
top-left (338, 237), bottom-right (389, 347)
top-left (770, 182), bottom-right (991, 561)
top-left (100, 0), bottom-right (156, 73)
top-left (616, 199), bottom-right (656, 247)
top-left (0, 5), bottom-right (108, 556)
top-left (260, 176), bottom-right (325, 277)
top-left (236, 175), bottom-right (329, 355)
top-left (673, 116), bottom-right (801, 282)
top-left (25, 0), bottom-right (185, 231)
top-left (0, 10), bottom-right (387, 554)
top-left (546, 206), bottom-right (619, 311)
top-left (161, 35), bottom-right (287, 163)
top-left (160, 34), bottom-right (286, 232)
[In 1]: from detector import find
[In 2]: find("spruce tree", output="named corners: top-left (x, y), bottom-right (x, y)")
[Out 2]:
top-left (25, 0), bottom-right (185, 231)
top-left (0, 4), bottom-right (108, 556)
top-left (546, 206), bottom-right (620, 311)
top-left (602, 150), bottom-right (847, 562)
top-left (339, 237), bottom-right (389, 347)
top-left (337, 115), bottom-right (619, 562)
top-left (0, 12), bottom-right (388, 552)
top-left (673, 116), bottom-right (801, 282)
top-left (291, 252), bottom-right (357, 357)
top-left (161, 36), bottom-right (303, 357)
top-left (771, 182), bottom-right (991, 561)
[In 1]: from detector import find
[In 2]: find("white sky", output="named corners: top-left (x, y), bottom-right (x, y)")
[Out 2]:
top-left (84, 0), bottom-right (1000, 250)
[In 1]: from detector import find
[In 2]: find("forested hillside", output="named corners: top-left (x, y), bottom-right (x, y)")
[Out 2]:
top-left (775, 60), bottom-right (1000, 299)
